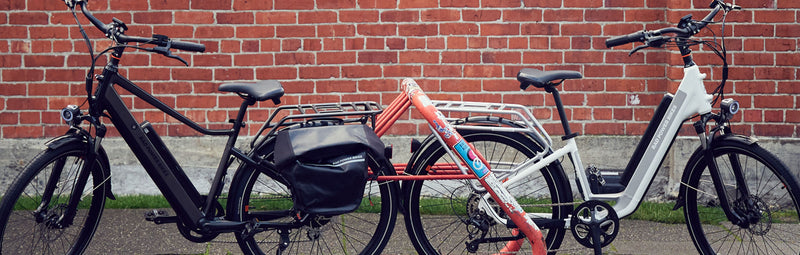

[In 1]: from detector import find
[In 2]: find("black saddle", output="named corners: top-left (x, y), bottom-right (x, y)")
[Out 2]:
top-left (219, 80), bottom-right (284, 104)
top-left (517, 68), bottom-right (582, 90)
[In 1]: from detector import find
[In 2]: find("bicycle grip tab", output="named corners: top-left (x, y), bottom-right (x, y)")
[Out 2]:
top-left (605, 31), bottom-right (646, 48)
top-left (170, 40), bottom-right (206, 53)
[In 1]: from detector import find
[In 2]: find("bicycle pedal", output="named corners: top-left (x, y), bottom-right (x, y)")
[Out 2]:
top-left (144, 209), bottom-right (178, 224)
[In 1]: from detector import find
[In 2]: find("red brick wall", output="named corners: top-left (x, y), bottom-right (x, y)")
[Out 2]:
top-left (1, 0), bottom-right (798, 138)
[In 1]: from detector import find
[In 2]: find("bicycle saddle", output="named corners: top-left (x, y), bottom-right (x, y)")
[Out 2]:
top-left (517, 68), bottom-right (582, 89)
top-left (219, 80), bottom-right (285, 104)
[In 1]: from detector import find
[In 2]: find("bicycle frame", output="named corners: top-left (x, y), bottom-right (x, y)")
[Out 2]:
top-left (89, 46), bottom-right (253, 229)
top-left (368, 54), bottom-right (717, 254)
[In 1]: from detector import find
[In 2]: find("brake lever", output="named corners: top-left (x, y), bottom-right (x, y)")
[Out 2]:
top-left (151, 34), bottom-right (189, 66)
top-left (628, 44), bottom-right (649, 56)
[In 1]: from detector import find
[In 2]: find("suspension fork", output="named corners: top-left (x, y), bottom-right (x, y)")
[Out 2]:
top-left (56, 125), bottom-right (106, 228)
top-left (695, 116), bottom-right (750, 227)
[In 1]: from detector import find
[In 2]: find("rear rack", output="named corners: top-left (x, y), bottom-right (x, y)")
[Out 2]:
top-left (250, 101), bottom-right (383, 148)
top-left (431, 100), bottom-right (553, 150)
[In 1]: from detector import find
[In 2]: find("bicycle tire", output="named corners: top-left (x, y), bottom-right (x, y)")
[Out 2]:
top-left (682, 139), bottom-right (800, 254)
top-left (227, 138), bottom-right (398, 255)
top-left (403, 131), bottom-right (573, 254)
top-left (0, 142), bottom-right (108, 255)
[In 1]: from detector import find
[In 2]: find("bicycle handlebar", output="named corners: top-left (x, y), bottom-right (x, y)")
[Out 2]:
top-left (605, 0), bottom-right (734, 49)
top-left (74, 0), bottom-right (205, 53)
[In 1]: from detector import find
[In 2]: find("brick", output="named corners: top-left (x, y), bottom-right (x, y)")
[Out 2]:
top-left (366, 38), bottom-right (385, 49)
top-left (234, 53), bottom-right (274, 66)
top-left (755, 67), bottom-right (794, 80)
top-left (626, 9), bottom-right (663, 22)
top-left (358, 24), bottom-right (397, 36)
top-left (605, 0), bottom-right (644, 7)
top-left (384, 65), bottom-right (422, 77)
top-left (340, 10), bottom-right (379, 23)
top-left (777, 0), bottom-right (800, 8)
top-left (9, 12), bottom-right (48, 25)
top-left (382, 10), bottom-right (420, 22)
top-left (358, 0), bottom-right (397, 8)
top-left (424, 65), bottom-right (462, 77)
top-left (754, 95), bottom-right (793, 108)
top-left (276, 25), bottom-right (315, 38)
top-left (275, 52), bottom-right (314, 65)
top-left (358, 51), bottom-right (397, 64)
top-left (503, 9), bottom-right (542, 22)
top-left (561, 24), bottom-right (602, 36)
top-left (299, 66), bottom-right (339, 79)
top-left (108, 0), bottom-right (147, 10)
top-left (565, 51), bottom-right (603, 63)
top-left (342, 65), bottom-right (382, 78)
top-left (236, 26), bottom-right (274, 38)
top-left (776, 24), bottom-right (800, 38)
top-left (196, 26), bottom-right (235, 38)
top-left (753, 124), bottom-right (794, 137)
top-left (480, 23), bottom-right (520, 36)
top-left (217, 12), bottom-right (254, 24)
top-left (398, 0), bottom-right (437, 8)
top-left (442, 51), bottom-right (480, 63)
top-left (584, 65), bottom-right (624, 78)
top-left (191, 0), bottom-right (232, 10)
top-left (214, 68), bottom-right (254, 80)
top-left (256, 67), bottom-right (298, 80)
top-left (387, 38), bottom-right (406, 50)
top-left (522, 23), bottom-right (559, 35)
top-left (171, 68), bottom-right (213, 81)
top-left (3, 69), bottom-right (44, 82)
top-left (400, 51), bottom-right (440, 63)
top-left (778, 81), bottom-right (800, 94)
top-left (255, 12), bottom-right (296, 24)
top-left (522, 0), bottom-right (561, 7)
top-left (585, 123), bottom-right (625, 135)
top-left (422, 9), bottom-right (460, 22)
top-left (482, 52), bottom-right (521, 64)
top-left (543, 9), bottom-right (583, 22)
top-left (564, 0), bottom-right (602, 7)
top-left (585, 9), bottom-right (624, 22)
top-left (522, 51), bottom-right (563, 64)
top-left (462, 10), bottom-right (501, 22)
top-left (463, 65), bottom-right (502, 77)
top-left (317, 24), bottom-right (356, 37)
top-left (299, 11), bottom-right (338, 24)
top-left (733, 53), bottom-right (773, 66)
top-left (626, 65), bottom-right (665, 78)
top-left (233, 0), bottom-right (272, 10)
top-left (440, 23), bottom-right (478, 35)
top-left (175, 11), bottom-right (214, 24)
top-left (3, 126), bottom-right (43, 138)
top-left (318, 0), bottom-right (357, 9)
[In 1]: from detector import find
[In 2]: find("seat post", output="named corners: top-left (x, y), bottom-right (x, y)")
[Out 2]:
top-left (544, 86), bottom-right (579, 140)
top-left (202, 97), bottom-right (255, 220)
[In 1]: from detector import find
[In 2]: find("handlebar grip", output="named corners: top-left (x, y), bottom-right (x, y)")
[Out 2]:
top-left (170, 40), bottom-right (206, 53)
top-left (605, 31), bottom-right (646, 48)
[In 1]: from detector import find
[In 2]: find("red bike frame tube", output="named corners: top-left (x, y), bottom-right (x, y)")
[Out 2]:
top-left (401, 78), bottom-right (547, 254)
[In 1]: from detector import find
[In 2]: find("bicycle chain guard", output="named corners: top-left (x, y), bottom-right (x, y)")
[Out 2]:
top-left (570, 200), bottom-right (619, 253)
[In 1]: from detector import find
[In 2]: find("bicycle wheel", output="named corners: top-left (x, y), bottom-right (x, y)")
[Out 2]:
top-left (227, 139), bottom-right (398, 255)
top-left (0, 142), bottom-right (108, 255)
top-left (682, 139), bottom-right (800, 254)
top-left (404, 131), bottom-right (573, 254)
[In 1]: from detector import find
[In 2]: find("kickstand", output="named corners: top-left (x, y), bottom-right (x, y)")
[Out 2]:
top-left (276, 229), bottom-right (290, 255)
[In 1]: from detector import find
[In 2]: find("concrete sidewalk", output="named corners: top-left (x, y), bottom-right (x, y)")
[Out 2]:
top-left (84, 209), bottom-right (698, 255)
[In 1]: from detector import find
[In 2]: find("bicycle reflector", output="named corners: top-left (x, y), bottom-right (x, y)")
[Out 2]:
top-left (61, 105), bottom-right (81, 126)
top-left (720, 98), bottom-right (739, 120)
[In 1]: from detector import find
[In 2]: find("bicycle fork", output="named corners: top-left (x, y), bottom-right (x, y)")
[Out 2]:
top-left (694, 114), bottom-right (755, 228)
top-left (402, 78), bottom-right (548, 254)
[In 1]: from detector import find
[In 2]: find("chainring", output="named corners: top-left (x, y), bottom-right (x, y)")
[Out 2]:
top-left (569, 200), bottom-right (619, 249)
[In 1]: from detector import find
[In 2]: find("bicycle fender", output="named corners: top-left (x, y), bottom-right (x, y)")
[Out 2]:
top-left (44, 132), bottom-right (116, 200)
top-left (672, 134), bottom-right (757, 210)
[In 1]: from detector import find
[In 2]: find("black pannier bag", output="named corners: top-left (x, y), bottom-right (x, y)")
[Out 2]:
top-left (273, 124), bottom-right (386, 216)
